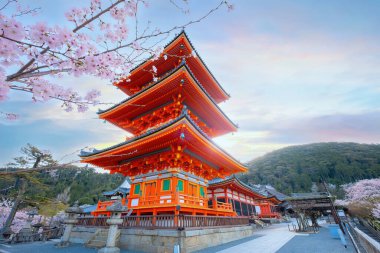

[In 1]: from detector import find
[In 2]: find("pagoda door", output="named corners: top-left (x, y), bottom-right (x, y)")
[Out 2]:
top-left (188, 183), bottom-right (197, 205)
top-left (145, 182), bottom-right (156, 205)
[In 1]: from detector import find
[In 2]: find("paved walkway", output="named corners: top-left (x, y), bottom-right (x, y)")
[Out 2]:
top-left (0, 240), bottom-right (144, 253)
top-left (196, 223), bottom-right (356, 253)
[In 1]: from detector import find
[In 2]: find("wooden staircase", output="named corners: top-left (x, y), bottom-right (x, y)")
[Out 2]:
top-left (85, 229), bottom-right (109, 248)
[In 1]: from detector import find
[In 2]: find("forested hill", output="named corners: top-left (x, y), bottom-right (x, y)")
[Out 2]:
top-left (1, 166), bottom-right (124, 214)
top-left (239, 142), bottom-right (380, 195)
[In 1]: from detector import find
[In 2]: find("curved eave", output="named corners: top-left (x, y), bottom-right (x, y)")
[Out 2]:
top-left (265, 196), bottom-right (282, 204)
top-left (124, 31), bottom-right (229, 101)
top-left (80, 115), bottom-right (247, 173)
top-left (209, 176), bottom-right (267, 199)
top-left (99, 63), bottom-right (238, 133)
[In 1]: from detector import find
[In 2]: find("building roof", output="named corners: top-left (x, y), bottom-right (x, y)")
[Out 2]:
top-left (209, 175), bottom-right (268, 199)
top-left (98, 63), bottom-right (237, 137)
top-left (209, 176), bottom-right (285, 204)
top-left (103, 187), bottom-right (130, 196)
top-left (80, 113), bottom-right (248, 177)
top-left (287, 192), bottom-right (331, 201)
top-left (103, 178), bottom-right (131, 196)
top-left (117, 30), bottom-right (229, 103)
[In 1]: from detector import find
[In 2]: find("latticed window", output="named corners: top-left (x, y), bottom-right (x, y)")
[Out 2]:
top-left (134, 183), bottom-right (141, 195)
top-left (162, 179), bottom-right (171, 191)
top-left (177, 180), bottom-right (184, 192)
top-left (200, 187), bottom-right (205, 197)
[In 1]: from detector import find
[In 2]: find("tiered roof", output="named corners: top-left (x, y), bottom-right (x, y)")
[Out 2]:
top-left (81, 113), bottom-right (247, 179)
top-left (115, 31), bottom-right (229, 103)
top-left (99, 63), bottom-right (237, 137)
top-left (81, 31), bottom-right (247, 179)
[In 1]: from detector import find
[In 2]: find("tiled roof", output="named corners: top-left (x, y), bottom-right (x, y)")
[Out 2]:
top-left (80, 113), bottom-right (245, 168)
top-left (209, 175), bottom-right (268, 198)
top-left (128, 30), bottom-right (229, 98)
top-left (98, 62), bottom-right (237, 129)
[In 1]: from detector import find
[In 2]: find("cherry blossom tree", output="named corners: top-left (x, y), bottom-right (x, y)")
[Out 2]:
top-left (0, 198), bottom-right (64, 234)
top-left (338, 178), bottom-right (380, 218)
top-left (0, 0), bottom-right (233, 119)
top-left (373, 203), bottom-right (380, 219)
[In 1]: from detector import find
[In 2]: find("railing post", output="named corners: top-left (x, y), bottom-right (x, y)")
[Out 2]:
top-left (57, 201), bottom-right (83, 247)
top-left (212, 196), bottom-right (217, 210)
top-left (99, 201), bottom-right (127, 253)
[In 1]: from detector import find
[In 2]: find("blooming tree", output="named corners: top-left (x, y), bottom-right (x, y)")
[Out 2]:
top-left (0, 0), bottom-right (233, 119)
top-left (338, 178), bottom-right (380, 218)
top-left (0, 198), bottom-right (65, 234)
top-left (373, 203), bottom-right (380, 219)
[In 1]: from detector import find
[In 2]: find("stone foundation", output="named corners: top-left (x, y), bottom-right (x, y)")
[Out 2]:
top-left (70, 225), bottom-right (258, 253)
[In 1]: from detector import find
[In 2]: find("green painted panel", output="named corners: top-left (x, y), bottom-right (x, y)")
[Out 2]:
top-left (200, 187), bottom-right (205, 197)
top-left (134, 184), bottom-right (141, 195)
top-left (163, 179), bottom-right (171, 191)
top-left (178, 180), bottom-right (184, 191)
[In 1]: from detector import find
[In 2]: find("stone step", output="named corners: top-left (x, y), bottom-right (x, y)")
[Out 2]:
top-left (86, 242), bottom-right (106, 248)
top-left (93, 236), bottom-right (108, 240)
top-left (90, 239), bottom-right (107, 242)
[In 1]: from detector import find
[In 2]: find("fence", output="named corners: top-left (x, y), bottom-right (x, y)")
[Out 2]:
top-left (10, 227), bottom-right (64, 244)
top-left (77, 215), bottom-right (249, 230)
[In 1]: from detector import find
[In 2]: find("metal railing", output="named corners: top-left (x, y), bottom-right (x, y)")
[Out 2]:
top-left (77, 215), bottom-right (249, 230)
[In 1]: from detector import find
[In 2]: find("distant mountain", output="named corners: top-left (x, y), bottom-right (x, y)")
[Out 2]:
top-left (239, 142), bottom-right (380, 195)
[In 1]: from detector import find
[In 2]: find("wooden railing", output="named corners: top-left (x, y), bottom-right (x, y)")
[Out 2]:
top-left (215, 201), bottom-right (233, 211)
top-left (95, 198), bottom-right (127, 212)
top-left (134, 194), bottom-right (209, 209)
top-left (77, 217), bottom-right (108, 227)
top-left (77, 215), bottom-right (249, 229)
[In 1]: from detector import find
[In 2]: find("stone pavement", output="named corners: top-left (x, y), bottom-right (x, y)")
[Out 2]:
top-left (0, 240), bottom-right (144, 253)
top-left (277, 225), bottom-right (356, 253)
top-left (196, 223), bottom-right (356, 253)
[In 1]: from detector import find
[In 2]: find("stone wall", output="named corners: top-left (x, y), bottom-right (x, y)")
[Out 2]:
top-left (70, 226), bottom-right (99, 244)
top-left (70, 225), bottom-right (258, 253)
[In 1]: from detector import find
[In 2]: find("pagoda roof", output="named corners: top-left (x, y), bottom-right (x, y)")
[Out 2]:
top-left (98, 63), bottom-right (237, 137)
top-left (80, 113), bottom-right (247, 177)
top-left (116, 31), bottom-right (229, 103)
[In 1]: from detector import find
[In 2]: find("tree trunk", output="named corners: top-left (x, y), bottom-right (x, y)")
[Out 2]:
top-left (0, 177), bottom-right (26, 238)
top-left (1, 156), bottom-right (41, 238)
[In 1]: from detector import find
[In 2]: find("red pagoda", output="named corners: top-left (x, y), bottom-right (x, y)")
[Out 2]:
top-left (80, 31), bottom-right (248, 217)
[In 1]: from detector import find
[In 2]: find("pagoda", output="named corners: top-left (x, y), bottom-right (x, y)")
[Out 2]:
top-left (80, 31), bottom-right (248, 216)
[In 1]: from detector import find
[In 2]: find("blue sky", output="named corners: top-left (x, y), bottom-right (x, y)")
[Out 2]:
top-left (1, 0), bottom-right (380, 166)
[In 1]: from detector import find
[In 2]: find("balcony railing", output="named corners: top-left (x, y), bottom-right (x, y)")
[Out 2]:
top-left (93, 194), bottom-right (234, 215)
top-left (77, 215), bottom-right (249, 230)
top-left (130, 194), bottom-right (211, 209)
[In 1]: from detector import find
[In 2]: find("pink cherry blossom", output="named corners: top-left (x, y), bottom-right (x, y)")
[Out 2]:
top-left (373, 203), bottom-right (380, 218)
top-left (340, 178), bottom-right (380, 218)
top-left (0, 0), bottom-right (230, 118)
top-left (0, 70), bottom-right (10, 102)
top-left (5, 113), bottom-right (18, 120)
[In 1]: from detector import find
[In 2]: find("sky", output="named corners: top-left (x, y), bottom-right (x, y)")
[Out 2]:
top-left (1, 0), bottom-right (380, 167)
